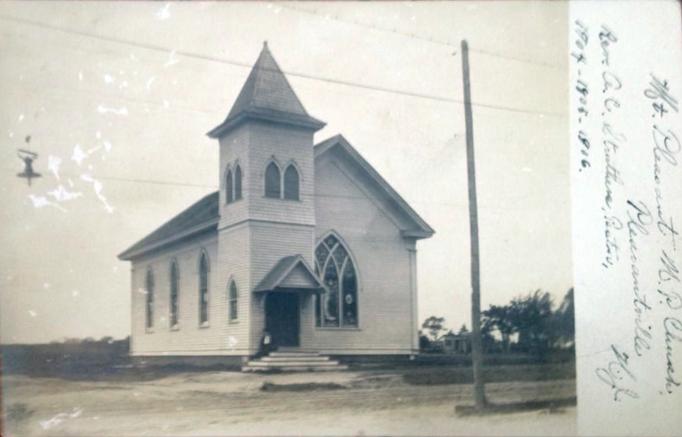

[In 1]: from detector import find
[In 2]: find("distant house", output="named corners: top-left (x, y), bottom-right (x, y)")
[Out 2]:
top-left (441, 332), bottom-right (472, 354)
top-left (118, 43), bottom-right (434, 365)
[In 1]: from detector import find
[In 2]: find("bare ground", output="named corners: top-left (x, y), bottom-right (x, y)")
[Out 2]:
top-left (2, 369), bottom-right (576, 436)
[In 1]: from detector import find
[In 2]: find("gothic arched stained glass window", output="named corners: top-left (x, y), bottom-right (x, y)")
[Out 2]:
top-left (169, 260), bottom-right (179, 329)
top-left (145, 268), bottom-right (154, 329)
top-left (198, 252), bottom-right (209, 326)
top-left (265, 162), bottom-right (281, 198)
top-left (283, 165), bottom-right (299, 200)
top-left (228, 280), bottom-right (238, 322)
top-left (234, 165), bottom-right (242, 201)
top-left (314, 234), bottom-right (358, 327)
top-left (225, 168), bottom-right (233, 204)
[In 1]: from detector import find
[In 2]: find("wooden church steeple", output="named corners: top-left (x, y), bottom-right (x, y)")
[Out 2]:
top-left (207, 42), bottom-right (325, 139)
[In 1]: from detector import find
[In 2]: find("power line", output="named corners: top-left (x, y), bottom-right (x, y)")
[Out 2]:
top-left (0, 14), bottom-right (565, 118)
top-left (278, 3), bottom-right (565, 70)
top-left (3, 164), bottom-right (216, 189)
top-left (471, 47), bottom-right (565, 70)
top-left (279, 3), bottom-right (460, 49)
top-left (8, 169), bottom-right (546, 210)
top-left (3, 81), bottom-right (220, 119)
top-left (7, 162), bottom-right (537, 208)
top-left (95, 175), bottom-right (215, 189)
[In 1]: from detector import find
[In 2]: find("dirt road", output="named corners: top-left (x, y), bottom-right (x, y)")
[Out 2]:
top-left (2, 370), bottom-right (575, 436)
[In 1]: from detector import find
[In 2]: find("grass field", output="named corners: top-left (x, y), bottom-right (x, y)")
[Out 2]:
top-left (402, 362), bottom-right (575, 385)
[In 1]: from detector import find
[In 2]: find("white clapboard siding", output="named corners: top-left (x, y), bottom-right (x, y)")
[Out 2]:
top-left (218, 124), bottom-right (250, 230)
top-left (216, 222), bottom-right (252, 353)
top-left (246, 123), bottom-right (316, 226)
top-left (219, 122), bottom-right (317, 231)
top-left (248, 221), bottom-right (315, 347)
top-left (218, 120), bottom-right (317, 352)
top-left (130, 233), bottom-right (249, 356)
top-left (130, 122), bottom-right (422, 357)
top-left (300, 151), bottom-right (418, 354)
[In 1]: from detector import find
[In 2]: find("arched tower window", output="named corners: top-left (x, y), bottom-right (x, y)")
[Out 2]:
top-left (283, 165), bottom-right (300, 200)
top-left (225, 168), bottom-right (233, 204)
top-left (198, 252), bottom-right (209, 326)
top-left (314, 234), bottom-right (358, 327)
top-left (234, 165), bottom-right (242, 201)
top-left (228, 280), bottom-right (238, 322)
top-left (265, 162), bottom-right (281, 198)
top-left (145, 268), bottom-right (155, 329)
top-left (169, 260), bottom-right (179, 329)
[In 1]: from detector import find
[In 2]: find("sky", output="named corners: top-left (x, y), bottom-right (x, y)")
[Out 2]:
top-left (0, 1), bottom-right (570, 344)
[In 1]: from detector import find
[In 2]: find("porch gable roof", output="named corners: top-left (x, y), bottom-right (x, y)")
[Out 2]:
top-left (253, 255), bottom-right (325, 293)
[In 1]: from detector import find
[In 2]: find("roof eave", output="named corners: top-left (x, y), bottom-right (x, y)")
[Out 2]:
top-left (253, 255), bottom-right (326, 292)
top-left (315, 134), bottom-right (435, 238)
top-left (402, 229), bottom-right (436, 239)
top-left (207, 108), bottom-right (326, 139)
top-left (118, 218), bottom-right (219, 261)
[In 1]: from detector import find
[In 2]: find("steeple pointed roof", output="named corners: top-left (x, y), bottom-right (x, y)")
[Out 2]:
top-left (207, 42), bottom-right (325, 138)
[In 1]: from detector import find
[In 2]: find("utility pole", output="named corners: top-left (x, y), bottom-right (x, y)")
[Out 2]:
top-left (461, 39), bottom-right (487, 410)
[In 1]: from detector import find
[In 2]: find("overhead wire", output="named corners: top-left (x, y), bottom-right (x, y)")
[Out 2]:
top-left (3, 9), bottom-right (564, 204)
top-left (0, 14), bottom-right (566, 118)
top-left (278, 3), bottom-right (565, 71)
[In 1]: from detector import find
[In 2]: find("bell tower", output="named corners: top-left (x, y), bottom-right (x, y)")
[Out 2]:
top-left (207, 42), bottom-right (325, 353)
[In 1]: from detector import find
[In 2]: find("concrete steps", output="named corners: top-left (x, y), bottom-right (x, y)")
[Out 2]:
top-left (241, 350), bottom-right (348, 372)
top-left (261, 356), bottom-right (330, 362)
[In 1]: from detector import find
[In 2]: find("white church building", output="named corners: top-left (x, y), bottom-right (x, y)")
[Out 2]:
top-left (119, 43), bottom-right (434, 367)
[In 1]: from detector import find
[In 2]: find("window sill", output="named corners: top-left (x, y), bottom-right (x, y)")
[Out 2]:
top-left (170, 325), bottom-right (180, 332)
top-left (226, 198), bottom-right (244, 206)
top-left (262, 196), bottom-right (301, 202)
top-left (199, 322), bottom-right (210, 329)
top-left (315, 326), bottom-right (361, 332)
top-left (229, 319), bottom-right (239, 325)
top-left (145, 328), bottom-right (154, 334)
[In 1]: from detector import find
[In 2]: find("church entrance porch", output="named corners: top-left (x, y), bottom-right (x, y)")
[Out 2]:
top-left (265, 292), bottom-right (300, 348)
top-left (253, 254), bottom-right (327, 350)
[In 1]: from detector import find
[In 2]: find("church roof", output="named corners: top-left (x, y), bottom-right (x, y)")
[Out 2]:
top-left (119, 136), bottom-right (434, 261)
top-left (253, 255), bottom-right (325, 293)
top-left (118, 192), bottom-right (219, 260)
top-left (207, 42), bottom-right (325, 138)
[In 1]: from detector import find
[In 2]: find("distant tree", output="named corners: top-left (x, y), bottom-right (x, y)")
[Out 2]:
top-left (509, 290), bottom-right (555, 355)
top-left (552, 288), bottom-right (575, 348)
top-left (480, 319), bottom-right (499, 353)
top-left (478, 287), bottom-right (577, 356)
top-left (458, 324), bottom-right (469, 334)
top-left (482, 305), bottom-right (515, 352)
top-left (418, 330), bottom-right (431, 350)
top-left (421, 316), bottom-right (447, 342)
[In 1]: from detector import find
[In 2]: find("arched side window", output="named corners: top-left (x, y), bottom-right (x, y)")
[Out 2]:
top-left (198, 252), bottom-right (209, 326)
top-left (234, 165), bottom-right (242, 201)
top-left (225, 168), bottom-right (234, 204)
top-left (283, 165), bottom-right (300, 200)
top-left (169, 260), bottom-right (179, 329)
top-left (265, 162), bottom-right (281, 198)
top-left (145, 268), bottom-right (155, 329)
top-left (228, 280), bottom-right (238, 322)
top-left (314, 234), bottom-right (358, 327)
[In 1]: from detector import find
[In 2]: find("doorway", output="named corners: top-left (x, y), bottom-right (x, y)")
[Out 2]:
top-left (265, 293), bottom-right (300, 348)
